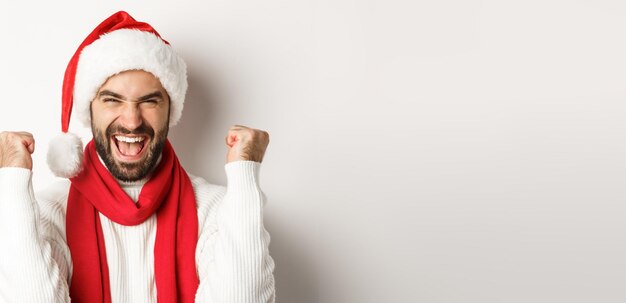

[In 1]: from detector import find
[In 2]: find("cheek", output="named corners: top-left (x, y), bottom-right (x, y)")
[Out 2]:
top-left (92, 113), bottom-right (117, 132)
top-left (144, 108), bottom-right (169, 129)
top-left (91, 104), bottom-right (117, 126)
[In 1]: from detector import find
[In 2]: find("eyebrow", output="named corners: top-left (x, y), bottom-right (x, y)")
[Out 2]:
top-left (98, 90), bottom-right (164, 101)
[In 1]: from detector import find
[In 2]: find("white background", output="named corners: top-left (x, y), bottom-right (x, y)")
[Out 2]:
top-left (1, 1), bottom-right (626, 302)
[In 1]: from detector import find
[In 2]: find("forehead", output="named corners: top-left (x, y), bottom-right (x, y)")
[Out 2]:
top-left (98, 69), bottom-right (166, 96)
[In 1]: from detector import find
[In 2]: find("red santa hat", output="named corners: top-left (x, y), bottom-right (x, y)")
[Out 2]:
top-left (47, 11), bottom-right (187, 178)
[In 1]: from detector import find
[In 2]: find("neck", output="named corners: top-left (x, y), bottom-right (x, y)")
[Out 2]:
top-left (96, 154), bottom-right (163, 188)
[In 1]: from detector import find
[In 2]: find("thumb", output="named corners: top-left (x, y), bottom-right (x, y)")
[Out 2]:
top-left (20, 137), bottom-right (35, 154)
top-left (13, 131), bottom-right (35, 154)
top-left (225, 134), bottom-right (239, 148)
top-left (25, 139), bottom-right (35, 154)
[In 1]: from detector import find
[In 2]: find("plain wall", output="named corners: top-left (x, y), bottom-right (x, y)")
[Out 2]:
top-left (1, 1), bottom-right (626, 302)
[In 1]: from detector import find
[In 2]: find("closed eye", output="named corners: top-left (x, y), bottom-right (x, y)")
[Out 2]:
top-left (103, 98), bottom-right (122, 103)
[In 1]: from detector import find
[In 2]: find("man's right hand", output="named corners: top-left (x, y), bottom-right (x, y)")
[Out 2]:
top-left (0, 131), bottom-right (35, 170)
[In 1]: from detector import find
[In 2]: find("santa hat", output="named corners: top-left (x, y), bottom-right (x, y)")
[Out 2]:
top-left (47, 11), bottom-right (188, 178)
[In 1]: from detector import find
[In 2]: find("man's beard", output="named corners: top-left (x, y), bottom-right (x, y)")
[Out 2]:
top-left (92, 122), bottom-right (168, 182)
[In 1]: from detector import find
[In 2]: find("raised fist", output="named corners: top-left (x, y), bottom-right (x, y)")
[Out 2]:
top-left (0, 131), bottom-right (35, 170)
top-left (225, 125), bottom-right (270, 163)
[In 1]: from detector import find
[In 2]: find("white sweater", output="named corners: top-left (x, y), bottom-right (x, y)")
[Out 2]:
top-left (0, 160), bottom-right (275, 303)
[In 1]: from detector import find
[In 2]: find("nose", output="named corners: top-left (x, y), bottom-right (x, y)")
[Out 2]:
top-left (117, 102), bottom-right (143, 131)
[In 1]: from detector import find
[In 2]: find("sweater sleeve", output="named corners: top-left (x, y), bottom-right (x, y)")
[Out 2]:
top-left (194, 160), bottom-right (276, 303)
top-left (0, 167), bottom-right (71, 302)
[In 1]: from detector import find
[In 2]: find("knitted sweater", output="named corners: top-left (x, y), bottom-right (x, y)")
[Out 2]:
top-left (0, 160), bottom-right (275, 302)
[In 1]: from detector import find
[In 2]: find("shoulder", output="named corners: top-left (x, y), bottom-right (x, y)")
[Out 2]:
top-left (34, 178), bottom-right (71, 212)
top-left (187, 172), bottom-right (227, 217)
top-left (34, 178), bottom-right (71, 231)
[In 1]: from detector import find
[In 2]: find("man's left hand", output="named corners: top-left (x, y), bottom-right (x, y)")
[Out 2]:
top-left (225, 125), bottom-right (270, 163)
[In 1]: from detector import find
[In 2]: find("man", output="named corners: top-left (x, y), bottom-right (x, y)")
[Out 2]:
top-left (0, 11), bottom-right (275, 303)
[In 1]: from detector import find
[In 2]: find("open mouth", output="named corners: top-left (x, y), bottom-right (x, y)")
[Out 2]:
top-left (111, 135), bottom-right (149, 161)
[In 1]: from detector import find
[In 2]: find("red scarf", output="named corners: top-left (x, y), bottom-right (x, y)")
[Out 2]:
top-left (67, 139), bottom-right (199, 302)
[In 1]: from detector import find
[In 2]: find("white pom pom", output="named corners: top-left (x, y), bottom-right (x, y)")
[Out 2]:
top-left (47, 132), bottom-right (84, 178)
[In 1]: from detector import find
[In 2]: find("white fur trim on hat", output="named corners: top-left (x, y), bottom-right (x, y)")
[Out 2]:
top-left (73, 28), bottom-right (187, 128)
top-left (47, 132), bottom-right (84, 178)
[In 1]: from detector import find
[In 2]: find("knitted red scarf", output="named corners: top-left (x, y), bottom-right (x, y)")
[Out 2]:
top-left (66, 139), bottom-right (199, 302)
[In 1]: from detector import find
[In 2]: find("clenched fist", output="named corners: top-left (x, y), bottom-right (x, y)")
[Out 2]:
top-left (0, 131), bottom-right (35, 170)
top-left (225, 125), bottom-right (269, 163)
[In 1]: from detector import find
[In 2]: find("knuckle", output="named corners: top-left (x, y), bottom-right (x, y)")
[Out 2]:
top-left (4, 132), bottom-right (17, 141)
top-left (257, 130), bottom-right (268, 140)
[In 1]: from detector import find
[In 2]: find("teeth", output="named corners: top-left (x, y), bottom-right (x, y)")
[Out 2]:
top-left (115, 135), bottom-right (145, 143)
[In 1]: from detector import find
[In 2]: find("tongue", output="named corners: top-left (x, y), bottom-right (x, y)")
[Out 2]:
top-left (118, 142), bottom-right (143, 156)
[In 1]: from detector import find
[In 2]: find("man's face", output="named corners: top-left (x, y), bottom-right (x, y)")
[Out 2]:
top-left (90, 69), bottom-right (170, 182)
